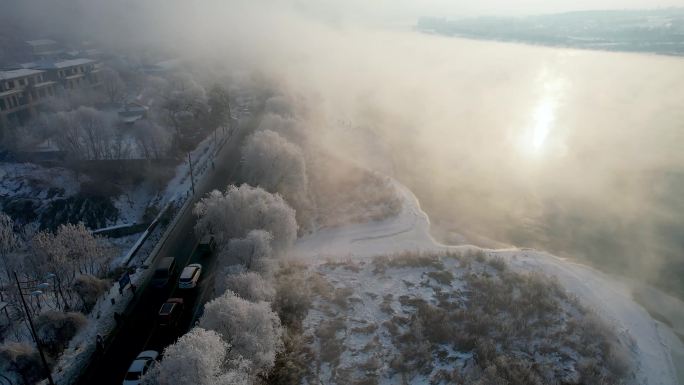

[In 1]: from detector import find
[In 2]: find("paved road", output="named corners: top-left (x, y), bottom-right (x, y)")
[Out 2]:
top-left (76, 117), bottom-right (256, 385)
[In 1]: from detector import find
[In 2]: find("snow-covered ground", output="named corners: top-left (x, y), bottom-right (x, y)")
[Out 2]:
top-left (289, 180), bottom-right (684, 385)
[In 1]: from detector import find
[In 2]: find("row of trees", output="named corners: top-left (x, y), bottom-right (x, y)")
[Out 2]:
top-left (144, 185), bottom-right (297, 384)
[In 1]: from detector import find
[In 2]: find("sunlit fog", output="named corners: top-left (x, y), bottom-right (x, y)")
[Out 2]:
top-left (1, 1), bottom-right (683, 384)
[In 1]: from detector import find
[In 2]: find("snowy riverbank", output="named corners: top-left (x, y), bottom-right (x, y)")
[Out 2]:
top-left (290, 180), bottom-right (684, 385)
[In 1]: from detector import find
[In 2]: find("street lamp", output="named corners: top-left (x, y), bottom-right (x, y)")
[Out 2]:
top-left (188, 152), bottom-right (196, 195)
top-left (30, 290), bottom-right (43, 310)
top-left (12, 272), bottom-right (55, 385)
top-left (37, 282), bottom-right (50, 290)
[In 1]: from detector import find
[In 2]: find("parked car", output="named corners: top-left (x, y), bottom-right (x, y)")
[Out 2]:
top-left (123, 350), bottom-right (158, 385)
top-left (198, 234), bottom-right (216, 254)
top-left (178, 263), bottom-right (202, 289)
top-left (158, 297), bottom-right (184, 328)
top-left (150, 257), bottom-right (176, 288)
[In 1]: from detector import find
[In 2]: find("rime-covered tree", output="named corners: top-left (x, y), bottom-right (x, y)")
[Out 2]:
top-left (30, 223), bottom-right (112, 300)
top-left (218, 271), bottom-right (275, 303)
top-left (141, 328), bottom-right (251, 385)
top-left (199, 291), bottom-right (283, 375)
top-left (193, 185), bottom-right (297, 251)
top-left (220, 230), bottom-right (274, 273)
top-left (241, 130), bottom-right (312, 227)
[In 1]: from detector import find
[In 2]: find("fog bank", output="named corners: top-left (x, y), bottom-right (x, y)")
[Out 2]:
top-left (4, 0), bottom-right (684, 296)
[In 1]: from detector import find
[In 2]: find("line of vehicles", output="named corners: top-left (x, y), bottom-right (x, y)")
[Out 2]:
top-left (122, 235), bottom-right (216, 385)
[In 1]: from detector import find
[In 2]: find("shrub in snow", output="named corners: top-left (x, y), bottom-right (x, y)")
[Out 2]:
top-left (295, 252), bottom-right (635, 384)
top-left (267, 329), bottom-right (315, 385)
top-left (141, 327), bottom-right (251, 385)
top-left (307, 153), bottom-right (402, 227)
top-left (193, 184), bottom-right (297, 250)
top-left (0, 342), bottom-right (43, 384)
top-left (199, 291), bottom-right (283, 375)
top-left (274, 274), bottom-right (313, 329)
top-left (219, 271), bottom-right (275, 302)
top-left (35, 310), bottom-right (87, 356)
top-left (72, 274), bottom-right (111, 313)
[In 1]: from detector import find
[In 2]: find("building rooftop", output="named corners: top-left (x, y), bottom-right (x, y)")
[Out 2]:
top-left (36, 58), bottom-right (96, 70)
top-left (26, 39), bottom-right (58, 47)
top-left (0, 68), bottom-right (44, 80)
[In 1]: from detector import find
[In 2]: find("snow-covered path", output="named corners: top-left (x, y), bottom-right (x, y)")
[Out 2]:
top-left (290, 180), bottom-right (683, 385)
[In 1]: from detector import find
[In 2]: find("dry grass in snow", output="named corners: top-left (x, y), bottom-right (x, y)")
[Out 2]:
top-left (273, 252), bottom-right (635, 385)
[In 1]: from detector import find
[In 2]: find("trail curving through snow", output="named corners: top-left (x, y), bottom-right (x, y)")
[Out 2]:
top-left (290, 179), bottom-right (684, 385)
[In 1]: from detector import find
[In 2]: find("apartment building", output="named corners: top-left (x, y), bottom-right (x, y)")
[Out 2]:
top-left (36, 58), bottom-right (103, 90)
top-left (0, 68), bottom-right (57, 128)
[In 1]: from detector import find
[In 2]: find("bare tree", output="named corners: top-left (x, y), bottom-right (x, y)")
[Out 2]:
top-left (207, 84), bottom-right (232, 133)
top-left (101, 68), bottom-right (127, 104)
top-left (158, 74), bottom-right (208, 150)
top-left (134, 120), bottom-right (172, 159)
top-left (0, 212), bottom-right (20, 283)
top-left (51, 107), bottom-right (129, 160)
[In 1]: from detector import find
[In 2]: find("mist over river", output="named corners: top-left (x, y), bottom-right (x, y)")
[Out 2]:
top-left (311, 35), bottom-right (684, 298)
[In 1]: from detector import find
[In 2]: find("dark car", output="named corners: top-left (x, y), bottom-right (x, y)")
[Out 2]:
top-left (198, 234), bottom-right (216, 254)
top-left (158, 298), bottom-right (184, 328)
top-left (150, 257), bottom-right (176, 289)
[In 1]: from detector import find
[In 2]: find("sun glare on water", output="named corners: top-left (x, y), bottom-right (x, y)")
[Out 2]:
top-left (518, 73), bottom-right (566, 159)
top-left (530, 98), bottom-right (555, 153)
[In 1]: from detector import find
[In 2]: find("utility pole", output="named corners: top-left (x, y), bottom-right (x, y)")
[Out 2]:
top-left (188, 153), bottom-right (195, 195)
top-left (225, 91), bottom-right (232, 136)
top-left (13, 272), bottom-right (55, 385)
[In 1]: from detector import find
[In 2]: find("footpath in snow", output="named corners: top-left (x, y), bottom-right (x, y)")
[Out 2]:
top-left (290, 180), bottom-right (684, 385)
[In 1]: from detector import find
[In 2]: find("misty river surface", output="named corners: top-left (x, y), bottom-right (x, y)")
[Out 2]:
top-left (312, 35), bottom-right (684, 299)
